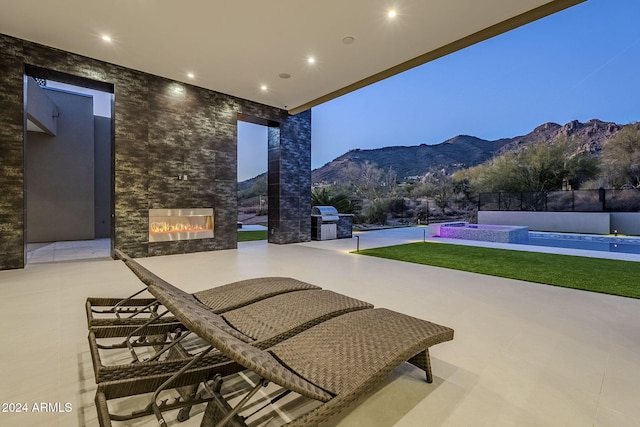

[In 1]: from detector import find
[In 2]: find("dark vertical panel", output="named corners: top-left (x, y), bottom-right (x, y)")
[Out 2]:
top-left (0, 36), bottom-right (26, 269)
top-left (26, 89), bottom-right (95, 242)
top-left (268, 110), bottom-right (312, 244)
top-left (95, 116), bottom-right (112, 238)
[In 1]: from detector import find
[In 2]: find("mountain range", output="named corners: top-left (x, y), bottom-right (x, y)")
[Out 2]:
top-left (311, 119), bottom-right (623, 185)
top-left (239, 119), bottom-right (625, 189)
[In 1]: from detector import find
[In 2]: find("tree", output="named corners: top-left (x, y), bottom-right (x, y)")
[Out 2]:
top-left (343, 161), bottom-right (397, 200)
top-left (601, 122), bottom-right (640, 188)
top-left (454, 136), bottom-right (599, 193)
top-left (431, 181), bottom-right (454, 215)
top-left (388, 198), bottom-right (409, 217)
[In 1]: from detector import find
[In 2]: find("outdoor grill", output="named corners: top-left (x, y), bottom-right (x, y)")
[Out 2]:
top-left (311, 206), bottom-right (339, 240)
top-left (312, 206), bottom-right (340, 222)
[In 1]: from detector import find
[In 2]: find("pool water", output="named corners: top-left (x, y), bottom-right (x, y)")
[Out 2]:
top-left (524, 233), bottom-right (640, 254)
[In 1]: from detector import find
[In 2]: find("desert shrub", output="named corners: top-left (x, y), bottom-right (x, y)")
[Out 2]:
top-left (388, 198), bottom-right (409, 217)
top-left (415, 207), bottom-right (428, 223)
top-left (364, 199), bottom-right (389, 224)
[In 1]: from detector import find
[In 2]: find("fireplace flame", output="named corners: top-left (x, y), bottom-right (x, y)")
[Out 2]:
top-left (150, 221), bottom-right (211, 234)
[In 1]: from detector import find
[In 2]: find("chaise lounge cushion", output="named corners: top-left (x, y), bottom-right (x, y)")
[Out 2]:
top-left (193, 277), bottom-right (320, 313)
top-left (222, 289), bottom-right (373, 342)
top-left (150, 280), bottom-right (334, 403)
top-left (268, 308), bottom-right (454, 396)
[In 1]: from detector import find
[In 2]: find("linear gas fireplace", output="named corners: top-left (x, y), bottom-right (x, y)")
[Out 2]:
top-left (149, 208), bottom-right (214, 242)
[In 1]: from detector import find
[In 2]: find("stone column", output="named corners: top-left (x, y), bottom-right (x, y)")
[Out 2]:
top-left (0, 36), bottom-right (26, 269)
top-left (267, 110), bottom-right (311, 244)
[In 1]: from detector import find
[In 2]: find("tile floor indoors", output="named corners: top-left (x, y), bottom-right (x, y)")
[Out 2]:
top-left (1, 227), bottom-right (639, 427)
top-left (26, 238), bottom-right (111, 264)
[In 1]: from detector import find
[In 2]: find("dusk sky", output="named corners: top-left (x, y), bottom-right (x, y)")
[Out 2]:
top-left (238, 0), bottom-right (640, 182)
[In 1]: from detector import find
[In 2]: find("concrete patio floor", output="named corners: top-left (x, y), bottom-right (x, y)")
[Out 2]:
top-left (1, 227), bottom-right (639, 426)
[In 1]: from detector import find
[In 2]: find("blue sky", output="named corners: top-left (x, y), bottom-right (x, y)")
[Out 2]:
top-left (238, 0), bottom-right (640, 181)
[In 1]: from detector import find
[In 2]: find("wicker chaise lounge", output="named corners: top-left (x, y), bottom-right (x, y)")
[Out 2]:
top-left (87, 249), bottom-right (320, 335)
top-left (89, 257), bottom-right (372, 383)
top-left (89, 288), bottom-right (373, 383)
top-left (94, 263), bottom-right (455, 426)
top-left (201, 309), bottom-right (454, 426)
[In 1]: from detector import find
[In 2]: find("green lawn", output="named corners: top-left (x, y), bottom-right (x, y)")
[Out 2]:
top-left (356, 242), bottom-right (640, 299)
top-left (238, 230), bottom-right (268, 242)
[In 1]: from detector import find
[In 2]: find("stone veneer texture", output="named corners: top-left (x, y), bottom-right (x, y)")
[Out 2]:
top-left (337, 215), bottom-right (353, 239)
top-left (0, 34), bottom-right (311, 269)
top-left (268, 111), bottom-right (312, 244)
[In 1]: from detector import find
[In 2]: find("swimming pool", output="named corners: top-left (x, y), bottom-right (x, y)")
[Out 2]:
top-left (525, 232), bottom-right (640, 254)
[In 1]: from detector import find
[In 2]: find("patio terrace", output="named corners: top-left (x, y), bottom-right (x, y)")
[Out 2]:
top-left (1, 227), bottom-right (638, 426)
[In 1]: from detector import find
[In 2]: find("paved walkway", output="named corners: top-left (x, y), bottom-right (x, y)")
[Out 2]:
top-left (301, 226), bottom-right (640, 261)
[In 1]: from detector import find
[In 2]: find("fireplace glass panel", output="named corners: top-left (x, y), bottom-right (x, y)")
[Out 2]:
top-left (149, 208), bottom-right (214, 242)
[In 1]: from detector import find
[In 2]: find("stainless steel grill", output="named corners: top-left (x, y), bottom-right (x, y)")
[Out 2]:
top-left (311, 206), bottom-right (339, 222)
top-left (311, 206), bottom-right (339, 240)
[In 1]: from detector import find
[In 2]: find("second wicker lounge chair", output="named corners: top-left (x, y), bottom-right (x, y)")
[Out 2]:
top-left (87, 249), bottom-right (320, 334)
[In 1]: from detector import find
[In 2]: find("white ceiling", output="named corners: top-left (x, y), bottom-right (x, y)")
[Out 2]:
top-left (0, 0), bottom-right (584, 114)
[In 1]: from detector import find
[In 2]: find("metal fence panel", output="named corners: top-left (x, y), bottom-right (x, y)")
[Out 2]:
top-left (606, 189), bottom-right (640, 211)
top-left (478, 193), bottom-right (500, 211)
top-left (573, 190), bottom-right (601, 212)
top-left (499, 192), bottom-right (523, 211)
top-left (521, 192), bottom-right (547, 211)
top-left (479, 189), bottom-right (640, 212)
top-left (545, 191), bottom-right (572, 211)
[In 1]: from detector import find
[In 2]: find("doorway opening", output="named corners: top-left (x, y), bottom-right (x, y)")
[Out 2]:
top-left (237, 119), bottom-right (268, 241)
top-left (24, 68), bottom-right (114, 263)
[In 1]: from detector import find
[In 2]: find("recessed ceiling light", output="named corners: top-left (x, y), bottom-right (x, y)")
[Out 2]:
top-left (187, 73), bottom-right (195, 79)
top-left (342, 36), bottom-right (355, 45)
top-left (279, 73), bottom-right (292, 79)
top-left (101, 35), bottom-right (112, 42)
top-left (388, 9), bottom-right (397, 18)
top-left (170, 83), bottom-right (184, 96)
top-left (307, 56), bottom-right (316, 65)
top-left (260, 85), bottom-right (268, 91)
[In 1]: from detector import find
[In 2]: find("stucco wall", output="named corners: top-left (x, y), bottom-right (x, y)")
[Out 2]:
top-left (610, 213), bottom-right (640, 236)
top-left (25, 76), bottom-right (58, 135)
top-left (478, 211), bottom-right (611, 234)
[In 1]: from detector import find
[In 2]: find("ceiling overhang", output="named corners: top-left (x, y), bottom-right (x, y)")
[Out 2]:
top-left (0, 0), bottom-right (586, 114)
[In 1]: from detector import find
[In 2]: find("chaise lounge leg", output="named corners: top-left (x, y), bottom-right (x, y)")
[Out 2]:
top-left (95, 391), bottom-right (113, 427)
top-left (408, 349), bottom-right (433, 383)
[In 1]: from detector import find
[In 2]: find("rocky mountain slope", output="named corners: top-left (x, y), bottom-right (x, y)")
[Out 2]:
top-left (311, 119), bottom-right (623, 184)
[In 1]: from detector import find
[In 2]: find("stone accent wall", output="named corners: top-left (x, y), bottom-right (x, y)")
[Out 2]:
top-left (0, 33), bottom-right (311, 269)
top-left (267, 110), bottom-right (312, 244)
top-left (0, 36), bottom-right (26, 270)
